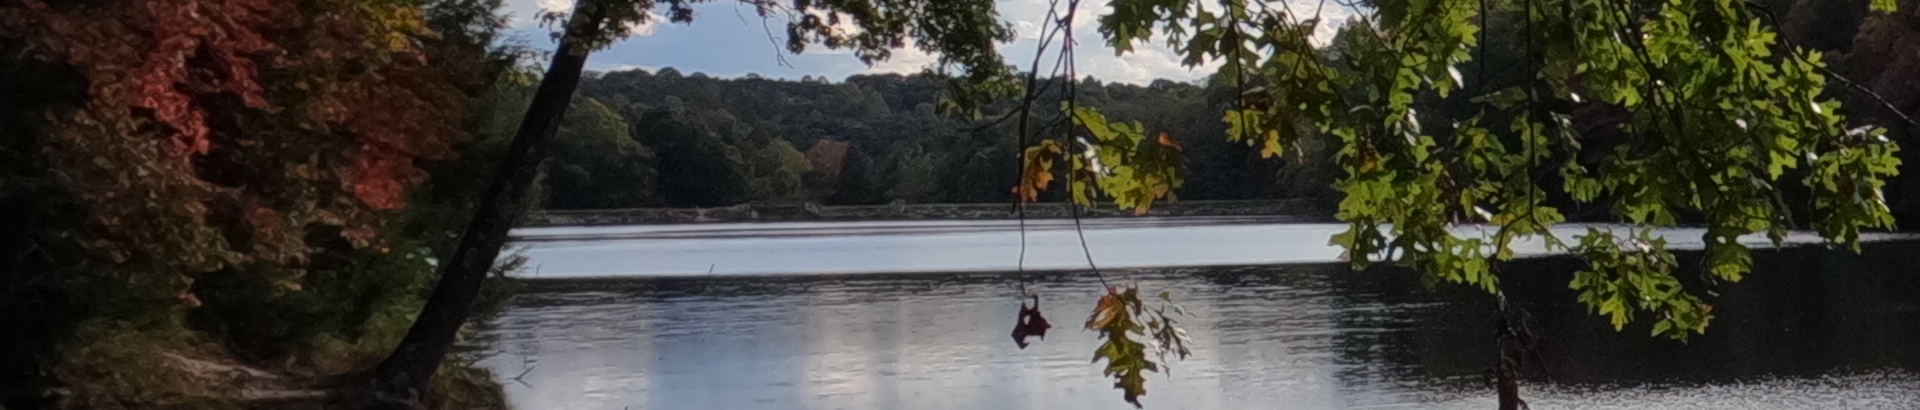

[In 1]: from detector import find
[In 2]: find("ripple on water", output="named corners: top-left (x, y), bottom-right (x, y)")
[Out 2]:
top-left (473, 228), bottom-right (1920, 410)
top-left (1388, 371), bottom-right (1920, 410)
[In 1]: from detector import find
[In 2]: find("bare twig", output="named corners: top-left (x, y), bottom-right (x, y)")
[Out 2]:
top-left (1012, 0), bottom-right (1071, 295)
top-left (1753, 6), bottom-right (1919, 133)
top-left (739, 2), bottom-right (797, 69)
top-left (1824, 68), bottom-right (1920, 132)
top-left (510, 365), bottom-right (536, 388)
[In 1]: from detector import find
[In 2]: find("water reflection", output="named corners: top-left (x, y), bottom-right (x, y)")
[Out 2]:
top-left (472, 241), bottom-right (1920, 410)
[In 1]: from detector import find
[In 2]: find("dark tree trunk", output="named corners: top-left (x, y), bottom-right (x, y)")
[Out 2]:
top-left (1495, 366), bottom-right (1525, 410)
top-left (1492, 302), bottom-right (1530, 410)
top-left (372, 0), bottom-right (605, 402)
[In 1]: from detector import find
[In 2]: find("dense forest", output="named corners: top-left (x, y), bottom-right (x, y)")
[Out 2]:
top-left (519, 70), bottom-right (1335, 210)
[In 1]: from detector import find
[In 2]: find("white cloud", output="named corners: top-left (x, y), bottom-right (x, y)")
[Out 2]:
top-left (1090, 46), bottom-right (1222, 84)
top-left (959, 0), bottom-right (1356, 84)
top-left (625, 12), bottom-right (664, 37)
top-left (864, 45), bottom-right (941, 75)
top-left (592, 63), bottom-right (659, 73)
top-left (501, 0), bottom-right (543, 28)
top-left (504, 0), bottom-right (661, 37)
top-left (1014, 20), bottom-right (1041, 39)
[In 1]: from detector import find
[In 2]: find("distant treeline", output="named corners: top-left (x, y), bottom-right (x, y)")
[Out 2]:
top-left (529, 199), bottom-right (1329, 225)
top-left (498, 69), bottom-right (1341, 211)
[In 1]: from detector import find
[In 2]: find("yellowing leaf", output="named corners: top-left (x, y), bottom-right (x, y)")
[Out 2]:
top-left (1259, 129), bottom-right (1283, 158)
top-left (1013, 140), bottom-right (1062, 203)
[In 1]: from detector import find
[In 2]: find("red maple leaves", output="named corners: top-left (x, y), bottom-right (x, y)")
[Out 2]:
top-left (4, 0), bottom-right (276, 157)
top-left (0, 0), bottom-right (473, 270)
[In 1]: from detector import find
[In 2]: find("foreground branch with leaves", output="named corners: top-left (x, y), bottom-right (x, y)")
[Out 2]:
top-left (1033, 0), bottom-right (1903, 338)
top-left (1083, 287), bottom-right (1193, 407)
top-left (1004, 0), bottom-right (1907, 405)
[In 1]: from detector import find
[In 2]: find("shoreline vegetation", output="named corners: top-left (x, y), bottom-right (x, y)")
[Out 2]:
top-left (0, 0), bottom-right (524, 407)
top-left (528, 199), bottom-right (1332, 226)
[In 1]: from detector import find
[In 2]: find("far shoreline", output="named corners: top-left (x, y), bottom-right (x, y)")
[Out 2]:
top-left (523, 199), bottom-right (1334, 226)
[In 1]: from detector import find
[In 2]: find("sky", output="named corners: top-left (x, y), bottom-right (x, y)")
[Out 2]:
top-left (498, 0), bottom-right (1356, 85)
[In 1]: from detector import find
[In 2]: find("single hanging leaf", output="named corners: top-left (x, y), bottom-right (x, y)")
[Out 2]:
top-left (1010, 296), bottom-right (1052, 349)
top-left (1013, 140), bottom-right (1063, 203)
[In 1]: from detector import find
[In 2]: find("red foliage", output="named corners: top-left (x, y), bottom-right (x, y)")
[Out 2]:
top-left (803, 139), bottom-right (852, 200)
top-left (805, 139), bottom-right (851, 180)
top-left (336, 61), bottom-right (466, 209)
top-left (0, 0), bottom-right (473, 268)
top-left (4, 0), bottom-right (276, 158)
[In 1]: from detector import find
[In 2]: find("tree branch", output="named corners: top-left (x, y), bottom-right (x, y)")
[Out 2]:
top-left (1824, 67), bottom-right (1920, 132)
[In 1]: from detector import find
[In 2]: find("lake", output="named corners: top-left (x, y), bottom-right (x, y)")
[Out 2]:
top-left (470, 218), bottom-right (1920, 409)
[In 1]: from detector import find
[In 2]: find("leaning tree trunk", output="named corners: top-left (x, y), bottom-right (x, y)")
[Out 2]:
top-left (373, 0), bottom-right (607, 402)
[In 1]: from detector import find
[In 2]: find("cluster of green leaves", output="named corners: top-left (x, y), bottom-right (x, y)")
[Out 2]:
top-left (1009, 103), bottom-right (1187, 216)
top-left (1064, 0), bottom-right (1904, 343)
top-left (1873, 0), bottom-right (1899, 12)
top-left (1567, 228), bottom-right (1712, 337)
top-left (1065, 106), bottom-right (1189, 213)
top-left (1547, 0), bottom-right (1899, 338)
top-left (1085, 287), bottom-right (1193, 408)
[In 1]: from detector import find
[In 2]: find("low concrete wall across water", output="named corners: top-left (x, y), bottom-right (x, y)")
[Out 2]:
top-left (527, 199), bottom-right (1332, 226)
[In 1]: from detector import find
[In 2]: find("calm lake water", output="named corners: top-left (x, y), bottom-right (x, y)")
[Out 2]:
top-left (471, 218), bottom-right (1920, 409)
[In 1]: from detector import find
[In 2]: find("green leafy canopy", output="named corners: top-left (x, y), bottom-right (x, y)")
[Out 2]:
top-left (1066, 0), bottom-right (1903, 345)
